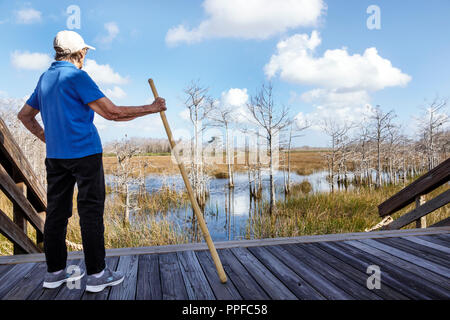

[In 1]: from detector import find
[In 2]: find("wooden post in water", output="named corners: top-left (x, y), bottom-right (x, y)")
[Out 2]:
top-left (415, 195), bottom-right (426, 228)
top-left (148, 79), bottom-right (227, 284)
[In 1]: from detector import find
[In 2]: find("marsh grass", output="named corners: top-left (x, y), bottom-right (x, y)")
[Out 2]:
top-left (247, 182), bottom-right (449, 239)
top-left (135, 186), bottom-right (189, 215)
top-left (0, 187), bottom-right (189, 256)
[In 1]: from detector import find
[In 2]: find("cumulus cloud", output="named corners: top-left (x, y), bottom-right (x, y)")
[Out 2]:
top-left (219, 88), bottom-right (251, 122)
top-left (83, 59), bottom-right (129, 85)
top-left (166, 0), bottom-right (326, 46)
top-left (265, 31), bottom-right (411, 91)
top-left (97, 22), bottom-right (120, 46)
top-left (83, 59), bottom-right (129, 103)
top-left (11, 51), bottom-right (52, 71)
top-left (15, 8), bottom-right (42, 24)
top-left (105, 86), bottom-right (127, 100)
top-left (265, 31), bottom-right (411, 129)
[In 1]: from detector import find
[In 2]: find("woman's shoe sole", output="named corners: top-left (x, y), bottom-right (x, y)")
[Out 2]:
top-left (85, 277), bottom-right (125, 293)
top-left (43, 272), bottom-right (86, 289)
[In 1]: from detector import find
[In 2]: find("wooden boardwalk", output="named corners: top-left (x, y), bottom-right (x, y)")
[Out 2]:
top-left (0, 227), bottom-right (449, 300)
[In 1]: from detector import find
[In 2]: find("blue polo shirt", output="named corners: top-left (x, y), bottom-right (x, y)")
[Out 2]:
top-left (27, 61), bottom-right (105, 159)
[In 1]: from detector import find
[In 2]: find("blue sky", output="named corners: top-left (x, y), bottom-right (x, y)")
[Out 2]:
top-left (0, 0), bottom-right (449, 147)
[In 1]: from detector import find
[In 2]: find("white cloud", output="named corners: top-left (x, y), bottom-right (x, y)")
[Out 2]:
top-left (11, 51), bottom-right (52, 71)
top-left (221, 88), bottom-right (249, 107)
top-left (301, 89), bottom-right (371, 109)
top-left (83, 59), bottom-right (129, 85)
top-left (265, 31), bottom-right (412, 91)
top-left (266, 31), bottom-right (412, 129)
top-left (15, 8), bottom-right (42, 24)
top-left (179, 109), bottom-right (191, 121)
top-left (219, 88), bottom-right (251, 123)
top-left (97, 22), bottom-right (120, 46)
top-left (105, 86), bottom-right (127, 100)
top-left (166, 0), bottom-right (326, 46)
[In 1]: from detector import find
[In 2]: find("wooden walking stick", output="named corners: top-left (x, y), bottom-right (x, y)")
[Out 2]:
top-left (148, 79), bottom-right (227, 284)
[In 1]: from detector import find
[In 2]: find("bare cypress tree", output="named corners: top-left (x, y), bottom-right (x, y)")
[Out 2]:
top-left (368, 106), bottom-right (396, 188)
top-left (208, 100), bottom-right (236, 188)
top-left (112, 136), bottom-right (140, 224)
top-left (321, 119), bottom-right (351, 193)
top-left (417, 98), bottom-right (449, 171)
top-left (183, 81), bottom-right (213, 207)
top-left (246, 83), bottom-right (291, 215)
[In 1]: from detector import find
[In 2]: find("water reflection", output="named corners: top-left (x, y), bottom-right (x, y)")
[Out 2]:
top-left (105, 170), bottom-right (339, 242)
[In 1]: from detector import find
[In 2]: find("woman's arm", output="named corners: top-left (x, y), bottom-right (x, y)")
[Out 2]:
top-left (88, 97), bottom-right (166, 122)
top-left (17, 105), bottom-right (46, 143)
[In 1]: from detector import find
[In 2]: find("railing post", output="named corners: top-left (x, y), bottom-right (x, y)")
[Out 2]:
top-left (13, 182), bottom-right (27, 255)
top-left (37, 212), bottom-right (45, 249)
top-left (415, 195), bottom-right (426, 228)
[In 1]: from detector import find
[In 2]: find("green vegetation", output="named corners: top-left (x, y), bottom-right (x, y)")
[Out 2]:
top-left (246, 182), bottom-right (449, 240)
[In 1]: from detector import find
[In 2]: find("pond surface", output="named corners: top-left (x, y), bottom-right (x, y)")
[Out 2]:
top-left (106, 170), bottom-right (344, 242)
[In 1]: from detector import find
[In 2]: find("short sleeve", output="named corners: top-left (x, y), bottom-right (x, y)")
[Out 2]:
top-left (26, 86), bottom-right (40, 111)
top-left (72, 71), bottom-right (105, 105)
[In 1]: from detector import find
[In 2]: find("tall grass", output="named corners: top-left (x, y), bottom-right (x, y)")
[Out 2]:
top-left (247, 182), bottom-right (449, 239)
top-left (0, 187), bottom-right (189, 256)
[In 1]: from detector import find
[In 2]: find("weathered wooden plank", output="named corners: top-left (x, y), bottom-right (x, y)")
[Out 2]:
top-left (0, 207), bottom-right (41, 253)
top-left (383, 189), bottom-right (450, 230)
top-left (177, 250), bottom-right (215, 300)
top-left (358, 239), bottom-right (450, 279)
top-left (396, 237), bottom-right (450, 258)
top-left (0, 262), bottom-right (37, 299)
top-left (378, 158), bottom-right (450, 217)
top-left (347, 240), bottom-right (450, 292)
top-left (195, 250), bottom-right (242, 300)
top-left (417, 235), bottom-right (450, 248)
top-left (308, 242), bottom-right (409, 300)
top-left (335, 241), bottom-right (450, 299)
top-left (0, 117), bottom-right (47, 212)
top-left (247, 246), bottom-right (325, 300)
top-left (135, 254), bottom-right (162, 300)
top-left (1, 227), bottom-right (449, 265)
top-left (316, 241), bottom-right (421, 300)
top-left (109, 255), bottom-right (138, 300)
top-left (324, 241), bottom-right (436, 299)
top-left (230, 247), bottom-right (297, 300)
top-left (0, 164), bottom-right (44, 233)
top-left (434, 233), bottom-right (450, 242)
top-left (430, 217), bottom-right (450, 228)
top-left (159, 252), bottom-right (188, 300)
top-left (300, 243), bottom-right (392, 300)
top-left (54, 260), bottom-right (87, 300)
top-left (402, 236), bottom-right (450, 254)
top-left (82, 256), bottom-right (120, 300)
top-left (266, 245), bottom-right (353, 300)
top-left (288, 244), bottom-right (381, 300)
top-left (218, 249), bottom-right (269, 300)
top-left (2, 262), bottom-right (46, 300)
top-left (0, 264), bottom-right (14, 279)
top-left (376, 237), bottom-right (449, 267)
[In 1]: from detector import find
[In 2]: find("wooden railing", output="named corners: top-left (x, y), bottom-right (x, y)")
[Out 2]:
top-left (378, 157), bottom-right (450, 230)
top-left (0, 117), bottom-right (47, 254)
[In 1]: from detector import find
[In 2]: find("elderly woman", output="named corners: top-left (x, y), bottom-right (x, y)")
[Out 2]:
top-left (18, 30), bottom-right (166, 293)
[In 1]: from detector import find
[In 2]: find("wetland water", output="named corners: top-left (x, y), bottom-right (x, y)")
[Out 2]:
top-left (106, 170), bottom-right (341, 241)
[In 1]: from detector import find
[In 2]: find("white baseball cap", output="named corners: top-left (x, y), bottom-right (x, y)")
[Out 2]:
top-left (53, 30), bottom-right (95, 54)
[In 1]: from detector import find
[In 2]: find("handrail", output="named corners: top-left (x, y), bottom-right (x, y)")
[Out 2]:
top-left (378, 158), bottom-right (450, 217)
top-left (0, 116), bottom-right (46, 254)
top-left (379, 157), bottom-right (450, 230)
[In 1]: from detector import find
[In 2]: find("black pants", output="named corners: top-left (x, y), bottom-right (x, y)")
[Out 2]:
top-left (44, 153), bottom-right (106, 275)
